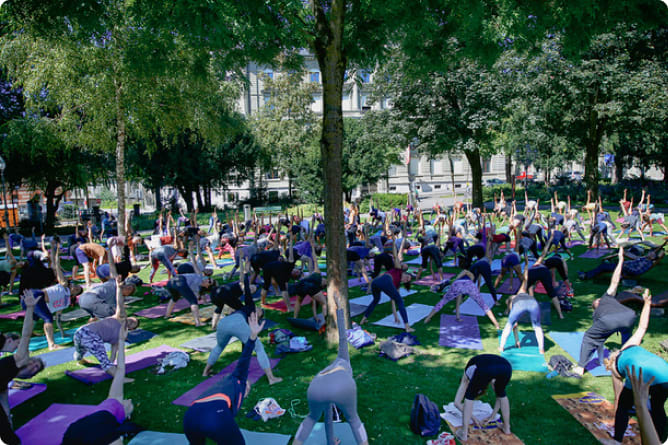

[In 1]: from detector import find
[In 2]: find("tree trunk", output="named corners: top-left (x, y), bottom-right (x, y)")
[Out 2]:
top-left (115, 80), bottom-right (127, 237)
top-left (154, 185), bottom-right (162, 211)
top-left (448, 155), bottom-right (456, 200)
top-left (505, 152), bottom-right (513, 184)
top-left (463, 148), bottom-right (483, 208)
top-left (44, 183), bottom-right (58, 234)
top-left (196, 187), bottom-right (205, 210)
top-left (584, 99), bottom-right (603, 198)
top-left (178, 186), bottom-right (195, 212)
top-left (205, 185), bottom-right (212, 209)
top-left (613, 156), bottom-right (623, 185)
top-left (312, 0), bottom-right (349, 345)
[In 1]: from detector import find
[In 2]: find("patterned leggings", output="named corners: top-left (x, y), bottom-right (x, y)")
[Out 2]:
top-left (73, 327), bottom-right (112, 370)
top-left (433, 279), bottom-right (488, 313)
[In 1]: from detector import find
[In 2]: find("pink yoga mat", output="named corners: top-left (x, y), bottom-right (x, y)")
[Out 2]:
top-left (8, 382), bottom-right (47, 408)
top-left (262, 296), bottom-right (312, 313)
top-left (498, 278), bottom-right (521, 294)
top-left (414, 273), bottom-right (454, 287)
top-left (0, 310), bottom-right (25, 320)
top-left (65, 345), bottom-right (184, 384)
top-left (150, 280), bottom-right (168, 287)
top-left (135, 298), bottom-right (190, 318)
top-left (173, 357), bottom-right (280, 406)
top-left (16, 403), bottom-right (103, 445)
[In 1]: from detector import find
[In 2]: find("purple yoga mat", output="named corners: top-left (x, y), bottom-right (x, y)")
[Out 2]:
top-left (134, 298), bottom-right (190, 318)
top-left (566, 240), bottom-right (584, 248)
top-left (348, 277), bottom-right (366, 288)
top-left (66, 345), bottom-right (184, 384)
top-left (173, 357), bottom-right (281, 406)
top-left (497, 278), bottom-right (521, 294)
top-left (8, 382), bottom-right (47, 408)
top-left (415, 273), bottom-right (455, 287)
top-left (16, 403), bottom-right (102, 445)
top-left (438, 314), bottom-right (483, 350)
top-left (0, 310), bottom-right (25, 320)
top-left (579, 249), bottom-right (612, 259)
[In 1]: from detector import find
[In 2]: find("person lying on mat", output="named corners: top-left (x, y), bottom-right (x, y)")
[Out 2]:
top-left (579, 242), bottom-right (666, 281)
top-left (573, 248), bottom-right (638, 377)
top-left (423, 269), bottom-right (500, 329)
top-left (602, 289), bottom-right (667, 444)
top-left (63, 319), bottom-right (135, 445)
top-left (0, 290), bottom-right (45, 445)
top-left (360, 229), bottom-right (415, 333)
top-left (184, 312), bottom-right (268, 444)
top-left (73, 274), bottom-right (139, 382)
top-left (203, 273), bottom-right (281, 384)
top-left (210, 263), bottom-right (257, 330)
top-left (21, 242), bottom-right (83, 350)
top-left (452, 354), bottom-right (513, 442)
top-left (293, 293), bottom-right (369, 445)
top-left (499, 259), bottom-right (544, 354)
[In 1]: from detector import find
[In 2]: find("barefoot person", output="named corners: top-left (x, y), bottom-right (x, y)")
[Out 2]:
top-left (452, 354), bottom-right (513, 442)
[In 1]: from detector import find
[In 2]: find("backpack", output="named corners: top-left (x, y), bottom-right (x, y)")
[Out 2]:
top-left (410, 393), bottom-right (441, 437)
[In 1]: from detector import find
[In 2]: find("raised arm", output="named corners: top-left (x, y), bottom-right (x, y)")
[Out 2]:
top-left (52, 243), bottom-right (67, 286)
top-left (108, 319), bottom-right (127, 402)
top-left (621, 289), bottom-right (652, 349)
top-left (15, 291), bottom-right (40, 367)
top-left (606, 247), bottom-right (625, 296)
top-left (232, 312), bottom-right (263, 381)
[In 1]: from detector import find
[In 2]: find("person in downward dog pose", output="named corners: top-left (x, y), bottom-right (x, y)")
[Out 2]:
top-left (293, 294), bottom-right (369, 445)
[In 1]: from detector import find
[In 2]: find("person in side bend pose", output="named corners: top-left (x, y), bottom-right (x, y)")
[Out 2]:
top-left (526, 235), bottom-right (565, 320)
top-left (0, 232), bottom-right (24, 302)
top-left (583, 189), bottom-right (597, 225)
top-left (292, 239), bottom-right (327, 320)
top-left (499, 259), bottom-right (544, 354)
top-left (602, 288), bottom-right (666, 444)
top-left (293, 294), bottom-right (369, 445)
top-left (468, 224), bottom-right (498, 302)
top-left (260, 228), bottom-right (301, 312)
top-left (639, 194), bottom-right (668, 237)
top-left (184, 312), bottom-right (269, 444)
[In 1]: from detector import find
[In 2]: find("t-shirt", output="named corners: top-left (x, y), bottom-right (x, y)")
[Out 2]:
top-left (182, 273), bottom-right (203, 296)
top-left (85, 318), bottom-right (121, 344)
top-left (62, 399), bottom-right (126, 445)
top-left (617, 346), bottom-right (668, 389)
top-left (295, 273), bottom-right (323, 297)
top-left (388, 268), bottom-right (402, 289)
top-left (0, 356), bottom-right (19, 445)
top-left (152, 245), bottom-right (176, 259)
top-left (45, 284), bottom-right (71, 314)
top-left (80, 243), bottom-right (106, 260)
top-left (623, 257), bottom-right (653, 276)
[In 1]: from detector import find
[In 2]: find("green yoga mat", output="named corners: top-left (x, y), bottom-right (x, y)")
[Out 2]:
top-left (128, 429), bottom-right (291, 445)
top-left (29, 328), bottom-right (78, 352)
top-left (499, 330), bottom-right (548, 373)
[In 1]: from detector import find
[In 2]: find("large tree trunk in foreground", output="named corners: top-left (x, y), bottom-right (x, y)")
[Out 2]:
top-left (312, 0), bottom-right (349, 345)
top-left (464, 148), bottom-right (483, 208)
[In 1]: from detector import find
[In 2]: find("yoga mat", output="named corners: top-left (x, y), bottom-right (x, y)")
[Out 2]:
top-left (35, 346), bottom-right (77, 368)
top-left (0, 310), bottom-right (24, 320)
top-left (126, 329), bottom-right (157, 344)
top-left (128, 430), bottom-right (291, 445)
top-left (29, 328), bottom-right (78, 351)
top-left (517, 301), bottom-right (551, 325)
top-left (66, 344), bottom-right (184, 384)
top-left (579, 249), bottom-right (612, 259)
top-left (60, 308), bottom-right (90, 322)
top-left (372, 303), bottom-right (433, 328)
top-left (134, 298), bottom-right (190, 318)
top-left (414, 273), bottom-right (455, 287)
top-left (406, 248), bottom-right (420, 256)
top-left (442, 416), bottom-right (525, 445)
top-left (168, 305), bottom-right (216, 325)
top-left (16, 403), bottom-right (110, 445)
top-left (348, 277), bottom-right (366, 288)
top-left (490, 258), bottom-right (503, 272)
top-left (404, 257), bottom-right (422, 265)
top-left (442, 259), bottom-right (457, 267)
top-left (439, 314), bottom-right (483, 350)
top-left (150, 280), bottom-right (169, 287)
top-left (302, 422), bottom-right (356, 445)
top-left (500, 330), bottom-right (548, 372)
top-left (173, 357), bottom-right (281, 406)
top-left (179, 319), bottom-right (278, 351)
top-left (8, 382), bottom-right (47, 409)
top-left (263, 295), bottom-right (312, 313)
top-left (348, 288), bottom-right (416, 307)
top-left (124, 296), bottom-right (143, 304)
top-left (567, 239), bottom-right (584, 248)
top-left (497, 277), bottom-right (521, 294)
top-left (548, 331), bottom-right (611, 376)
top-left (349, 303), bottom-right (367, 317)
top-left (552, 392), bottom-right (641, 444)
top-left (457, 293), bottom-right (496, 317)
top-left (215, 259), bottom-right (235, 267)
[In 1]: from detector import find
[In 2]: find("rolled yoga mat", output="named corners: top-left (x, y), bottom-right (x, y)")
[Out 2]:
top-left (66, 344), bottom-right (184, 384)
top-left (173, 356), bottom-right (281, 406)
top-left (438, 314), bottom-right (483, 350)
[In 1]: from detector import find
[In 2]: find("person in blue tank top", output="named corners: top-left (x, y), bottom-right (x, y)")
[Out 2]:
top-left (604, 288), bottom-right (667, 444)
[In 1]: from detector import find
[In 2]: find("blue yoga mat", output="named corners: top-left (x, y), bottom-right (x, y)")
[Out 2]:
top-left (35, 347), bottom-right (76, 368)
top-left (303, 422), bottom-right (356, 445)
top-left (500, 330), bottom-right (548, 373)
top-left (548, 331), bottom-right (611, 376)
top-left (126, 329), bottom-right (157, 344)
top-left (29, 328), bottom-right (78, 352)
top-left (128, 430), bottom-right (291, 445)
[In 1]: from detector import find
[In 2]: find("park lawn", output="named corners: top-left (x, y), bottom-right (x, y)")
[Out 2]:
top-left (1, 230), bottom-right (666, 444)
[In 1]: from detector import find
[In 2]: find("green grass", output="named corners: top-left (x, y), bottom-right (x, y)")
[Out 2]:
top-left (1, 226), bottom-right (667, 444)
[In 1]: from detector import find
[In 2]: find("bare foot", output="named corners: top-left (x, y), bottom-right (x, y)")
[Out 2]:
top-left (454, 427), bottom-right (467, 442)
top-left (515, 342), bottom-right (521, 349)
top-left (48, 344), bottom-right (64, 351)
top-left (268, 376), bottom-right (283, 385)
top-left (405, 326), bottom-right (415, 333)
top-left (123, 377), bottom-right (134, 383)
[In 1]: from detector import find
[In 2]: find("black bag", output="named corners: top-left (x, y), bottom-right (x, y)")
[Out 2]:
top-left (410, 394), bottom-right (441, 437)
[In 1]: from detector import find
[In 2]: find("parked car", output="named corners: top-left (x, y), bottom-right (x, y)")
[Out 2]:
top-left (571, 171), bottom-right (583, 181)
top-left (484, 178), bottom-right (505, 187)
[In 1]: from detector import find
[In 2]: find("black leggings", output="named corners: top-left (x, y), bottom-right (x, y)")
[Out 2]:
top-left (614, 382), bottom-right (668, 442)
top-left (184, 400), bottom-right (243, 445)
top-left (528, 266), bottom-right (555, 298)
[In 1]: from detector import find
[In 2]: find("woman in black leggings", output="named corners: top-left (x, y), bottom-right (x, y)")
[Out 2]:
top-left (183, 312), bottom-right (265, 445)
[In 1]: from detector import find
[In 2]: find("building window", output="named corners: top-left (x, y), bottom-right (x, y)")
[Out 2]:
top-left (360, 70), bottom-right (371, 83)
top-left (388, 166), bottom-right (397, 176)
top-left (389, 186), bottom-right (396, 191)
top-left (266, 169), bottom-right (280, 180)
top-left (482, 158), bottom-right (491, 173)
top-left (227, 192), bottom-right (237, 202)
top-left (310, 71), bottom-right (320, 83)
top-left (264, 69), bottom-right (273, 79)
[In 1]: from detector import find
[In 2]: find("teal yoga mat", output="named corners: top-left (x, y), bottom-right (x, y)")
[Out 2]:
top-left (128, 429), bottom-right (291, 445)
top-left (500, 330), bottom-right (548, 372)
top-left (303, 422), bottom-right (356, 445)
top-left (29, 328), bottom-right (78, 351)
top-left (548, 331), bottom-right (611, 376)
